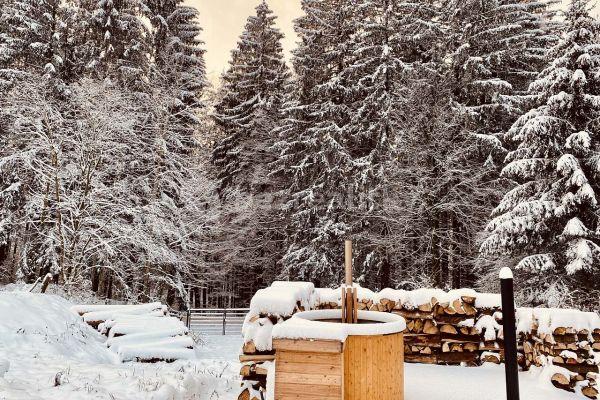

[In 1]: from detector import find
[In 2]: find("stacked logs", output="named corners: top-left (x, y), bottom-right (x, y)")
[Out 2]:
top-left (369, 293), bottom-right (502, 366)
top-left (521, 323), bottom-right (600, 399)
top-left (318, 290), bottom-right (503, 366)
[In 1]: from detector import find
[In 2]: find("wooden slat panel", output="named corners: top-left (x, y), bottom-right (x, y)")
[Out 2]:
top-left (277, 382), bottom-right (341, 397)
top-left (277, 360), bottom-right (342, 375)
top-left (273, 339), bottom-right (343, 354)
top-left (275, 348), bottom-right (343, 400)
top-left (277, 371), bottom-right (342, 386)
top-left (343, 333), bottom-right (404, 400)
top-left (275, 351), bottom-right (342, 364)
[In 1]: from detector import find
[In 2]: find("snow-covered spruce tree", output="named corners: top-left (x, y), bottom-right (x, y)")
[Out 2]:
top-left (336, 0), bottom-right (413, 289)
top-left (449, 0), bottom-right (557, 154)
top-left (396, 0), bottom-right (557, 289)
top-left (147, 0), bottom-right (207, 151)
top-left (273, 0), bottom-right (359, 286)
top-left (481, 0), bottom-right (600, 309)
top-left (208, 1), bottom-right (290, 301)
top-left (211, 0), bottom-right (289, 196)
top-left (0, 0), bottom-right (67, 90)
top-left (83, 0), bottom-right (149, 86)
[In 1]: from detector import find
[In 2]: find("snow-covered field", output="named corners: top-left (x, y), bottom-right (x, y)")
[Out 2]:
top-left (0, 291), bottom-right (586, 400)
top-left (0, 292), bottom-right (240, 400)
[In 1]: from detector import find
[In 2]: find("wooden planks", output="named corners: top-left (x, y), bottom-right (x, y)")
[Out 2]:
top-left (343, 333), bottom-right (404, 400)
top-left (275, 349), bottom-right (343, 400)
top-left (274, 334), bottom-right (404, 400)
top-left (273, 338), bottom-right (343, 354)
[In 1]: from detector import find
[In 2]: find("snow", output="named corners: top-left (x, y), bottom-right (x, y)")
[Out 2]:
top-left (250, 281), bottom-right (316, 316)
top-left (0, 292), bottom-right (241, 399)
top-left (516, 307), bottom-right (600, 336)
top-left (405, 363), bottom-right (581, 400)
top-left (266, 361), bottom-right (276, 400)
top-left (0, 293), bottom-right (587, 400)
top-left (499, 266), bottom-right (513, 279)
top-left (475, 293), bottom-right (502, 309)
top-left (475, 314), bottom-right (502, 341)
top-left (315, 287), bottom-right (342, 305)
top-left (0, 359), bottom-right (10, 378)
top-left (243, 316), bottom-right (274, 351)
top-left (272, 310), bottom-right (406, 342)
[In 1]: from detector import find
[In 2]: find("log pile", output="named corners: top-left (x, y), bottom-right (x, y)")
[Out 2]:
top-left (550, 368), bottom-right (599, 399)
top-left (518, 309), bottom-right (600, 399)
top-left (318, 289), bottom-right (505, 366)
top-left (72, 302), bottom-right (194, 362)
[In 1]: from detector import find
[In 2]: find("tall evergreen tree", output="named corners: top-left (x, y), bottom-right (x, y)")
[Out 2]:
top-left (481, 0), bottom-right (600, 308)
top-left (0, 0), bottom-right (66, 84)
top-left (212, 0), bottom-right (290, 196)
top-left (338, 0), bottom-right (411, 288)
top-left (84, 0), bottom-right (149, 85)
top-left (274, 0), bottom-right (358, 285)
top-left (208, 1), bottom-right (290, 301)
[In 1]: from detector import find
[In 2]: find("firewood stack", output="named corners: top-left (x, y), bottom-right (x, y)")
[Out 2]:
top-left (238, 314), bottom-right (278, 400)
top-left (317, 289), bottom-right (506, 366)
top-left (550, 368), bottom-right (599, 399)
top-left (517, 310), bottom-right (600, 399)
top-left (239, 280), bottom-right (316, 400)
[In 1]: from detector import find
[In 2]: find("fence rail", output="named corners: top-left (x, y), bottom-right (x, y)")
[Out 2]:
top-left (185, 308), bottom-right (249, 335)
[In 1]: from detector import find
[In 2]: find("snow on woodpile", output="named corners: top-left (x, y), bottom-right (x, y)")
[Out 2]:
top-left (249, 281), bottom-right (316, 317)
top-left (75, 302), bottom-right (194, 362)
top-left (517, 306), bottom-right (600, 399)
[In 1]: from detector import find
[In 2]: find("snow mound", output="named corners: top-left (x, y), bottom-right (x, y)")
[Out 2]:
top-left (250, 281), bottom-right (316, 316)
top-left (0, 292), bottom-right (115, 364)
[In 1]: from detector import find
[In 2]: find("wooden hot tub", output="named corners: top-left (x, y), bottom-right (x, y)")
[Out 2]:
top-left (271, 309), bottom-right (405, 400)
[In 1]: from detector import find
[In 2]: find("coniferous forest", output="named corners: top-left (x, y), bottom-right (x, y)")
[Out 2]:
top-left (1, 0), bottom-right (600, 312)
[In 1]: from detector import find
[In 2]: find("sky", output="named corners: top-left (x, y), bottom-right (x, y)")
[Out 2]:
top-left (189, 0), bottom-right (302, 85)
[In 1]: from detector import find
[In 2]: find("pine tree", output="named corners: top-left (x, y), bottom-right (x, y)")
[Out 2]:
top-left (449, 0), bottom-right (557, 155)
top-left (0, 0), bottom-right (66, 84)
top-left (336, 0), bottom-right (409, 289)
top-left (273, 0), bottom-right (358, 285)
top-left (481, 0), bottom-right (600, 307)
top-left (84, 0), bottom-right (149, 85)
top-left (212, 0), bottom-right (290, 196)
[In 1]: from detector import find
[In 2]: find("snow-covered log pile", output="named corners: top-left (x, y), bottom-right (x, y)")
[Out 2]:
top-left (518, 308), bottom-right (600, 398)
top-left (322, 287), bottom-right (503, 366)
top-left (239, 282), bottom-right (600, 400)
top-left (72, 303), bottom-right (195, 362)
top-left (238, 282), bottom-right (315, 400)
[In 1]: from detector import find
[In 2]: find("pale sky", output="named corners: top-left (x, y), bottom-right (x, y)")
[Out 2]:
top-left (189, 0), bottom-right (302, 84)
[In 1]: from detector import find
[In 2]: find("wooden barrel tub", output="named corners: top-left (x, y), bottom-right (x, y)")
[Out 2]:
top-left (271, 309), bottom-right (406, 400)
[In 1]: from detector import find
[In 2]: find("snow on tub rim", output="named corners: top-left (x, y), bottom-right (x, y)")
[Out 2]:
top-left (272, 309), bottom-right (406, 342)
top-left (271, 309), bottom-right (406, 400)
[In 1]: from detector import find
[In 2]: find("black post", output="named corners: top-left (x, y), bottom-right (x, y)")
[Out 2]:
top-left (500, 267), bottom-right (520, 400)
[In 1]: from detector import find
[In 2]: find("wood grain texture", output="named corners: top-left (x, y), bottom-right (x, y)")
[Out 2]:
top-left (343, 333), bottom-right (404, 400)
top-left (274, 333), bottom-right (404, 400)
top-left (275, 342), bottom-right (344, 400)
top-left (273, 339), bottom-right (343, 354)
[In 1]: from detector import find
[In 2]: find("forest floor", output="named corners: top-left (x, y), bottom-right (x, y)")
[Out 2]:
top-left (0, 290), bottom-right (587, 400)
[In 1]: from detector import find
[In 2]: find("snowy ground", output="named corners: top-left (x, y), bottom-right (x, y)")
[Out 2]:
top-left (0, 292), bottom-right (241, 400)
top-left (0, 291), bottom-right (586, 400)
